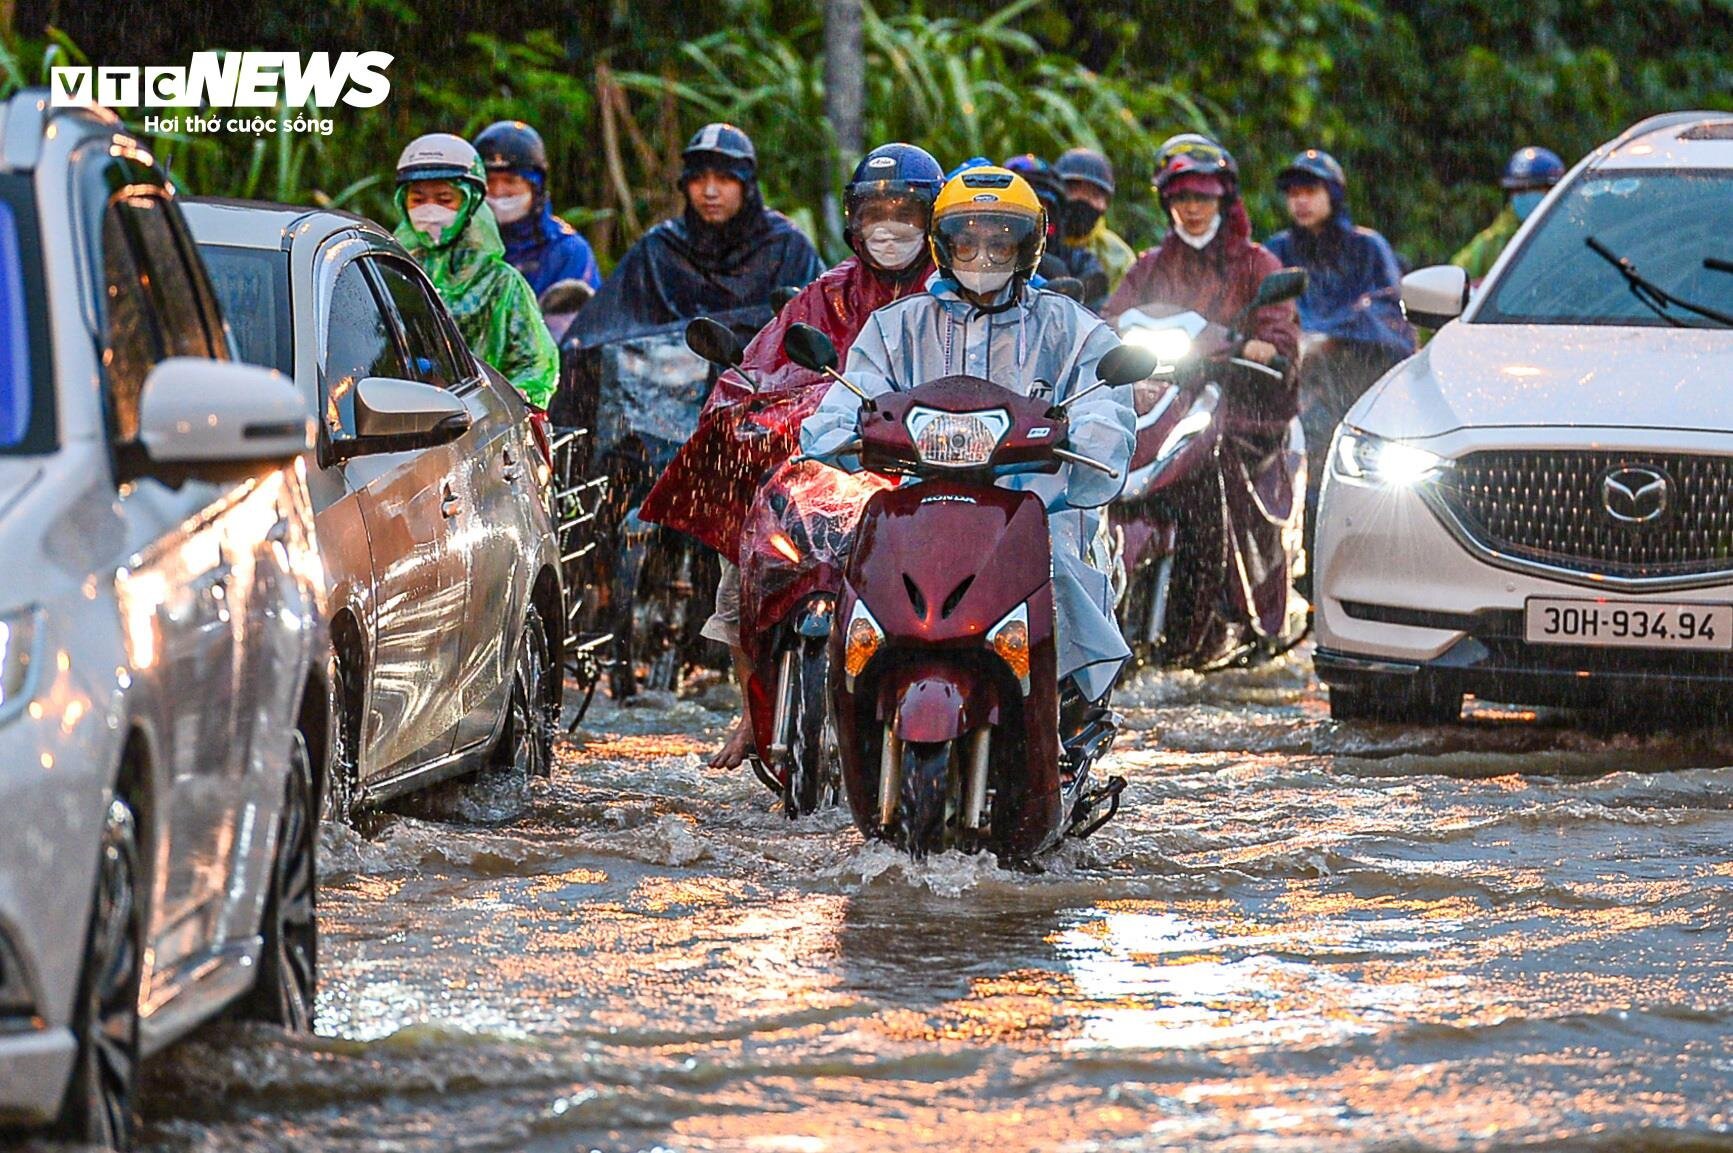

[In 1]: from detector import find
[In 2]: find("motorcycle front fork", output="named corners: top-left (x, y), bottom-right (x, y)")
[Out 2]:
top-left (876, 723), bottom-right (993, 832)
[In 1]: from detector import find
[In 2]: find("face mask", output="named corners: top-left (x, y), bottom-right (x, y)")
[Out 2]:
top-left (487, 193), bottom-right (533, 224)
top-left (862, 221), bottom-right (925, 271)
top-left (955, 266), bottom-right (1013, 296)
top-left (408, 203), bottom-right (460, 242)
top-left (1175, 211), bottom-right (1221, 249)
top-left (1061, 200), bottom-right (1103, 240)
top-left (1511, 190), bottom-right (1545, 222)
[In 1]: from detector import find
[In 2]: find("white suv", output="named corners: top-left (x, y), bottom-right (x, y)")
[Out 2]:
top-left (0, 93), bottom-right (325, 1147)
top-left (1315, 111), bottom-right (1733, 722)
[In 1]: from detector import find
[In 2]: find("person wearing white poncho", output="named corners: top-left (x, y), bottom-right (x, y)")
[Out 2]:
top-left (800, 166), bottom-right (1138, 703)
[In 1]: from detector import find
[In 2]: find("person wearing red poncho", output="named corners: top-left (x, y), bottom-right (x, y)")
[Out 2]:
top-left (641, 142), bottom-right (946, 768)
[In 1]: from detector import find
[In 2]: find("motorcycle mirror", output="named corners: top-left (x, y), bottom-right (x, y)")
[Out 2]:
top-left (1096, 344), bottom-right (1160, 386)
top-left (685, 317), bottom-right (745, 369)
top-left (770, 286), bottom-right (801, 316)
top-left (1254, 267), bottom-right (1309, 307)
top-left (537, 278), bottom-right (594, 315)
top-left (1044, 276), bottom-right (1085, 302)
top-left (783, 323), bottom-right (840, 374)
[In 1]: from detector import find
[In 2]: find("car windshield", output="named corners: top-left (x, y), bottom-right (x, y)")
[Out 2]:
top-left (1478, 169), bottom-right (1733, 327)
top-left (198, 243), bottom-right (294, 374)
top-left (0, 174), bottom-right (50, 454)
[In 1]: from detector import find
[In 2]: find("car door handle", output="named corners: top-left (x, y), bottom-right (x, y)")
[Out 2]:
top-left (441, 485), bottom-right (464, 519)
top-left (501, 445), bottom-right (523, 483)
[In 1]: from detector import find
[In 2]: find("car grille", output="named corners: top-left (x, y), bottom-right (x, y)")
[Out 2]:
top-left (1431, 450), bottom-right (1733, 580)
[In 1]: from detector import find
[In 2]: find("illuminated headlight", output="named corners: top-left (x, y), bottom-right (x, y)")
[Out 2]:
top-left (905, 407), bottom-right (1010, 468)
top-left (1121, 326), bottom-right (1193, 364)
top-left (986, 603), bottom-right (1031, 693)
top-left (1332, 427), bottom-right (1446, 487)
top-left (843, 598), bottom-right (883, 686)
top-left (0, 606), bottom-right (42, 724)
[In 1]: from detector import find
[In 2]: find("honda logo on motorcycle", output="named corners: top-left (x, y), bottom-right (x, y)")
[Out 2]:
top-left (1600, 466), bottom-right (1670, 525)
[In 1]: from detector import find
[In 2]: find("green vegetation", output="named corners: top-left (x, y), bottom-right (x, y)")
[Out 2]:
top-left (4, 0), bottom-right (1730, 269)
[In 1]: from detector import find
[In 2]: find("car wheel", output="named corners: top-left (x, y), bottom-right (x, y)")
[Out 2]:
top-left (504, 604), bottom-right (556, 779)
top-left (238, 729), bottom-right (317, 1030)
top-left (53, 796), bottom-right (144, 1149)
top-left (323, 671), bottom-right (359, 826)
top-left (1330, 679), bottom-right (1463, 725)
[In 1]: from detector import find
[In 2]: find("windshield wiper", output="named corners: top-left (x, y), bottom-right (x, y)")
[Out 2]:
top-left (1583, 236), bottom-right (1733, 327)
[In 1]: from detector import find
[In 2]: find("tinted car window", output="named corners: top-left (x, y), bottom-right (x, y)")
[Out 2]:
top-left (369, 257), bottom-right (471, 390)
top-left (98, 196), bottom-right (166, 442)
top-left (323, 261), bottom-right (405, 438)
top-left (0, 174), bottom-right (53, 454)
top-left (1479, 169), bottom-right (1733, 328)
top-left (201, 245), bottom-right (293, 374)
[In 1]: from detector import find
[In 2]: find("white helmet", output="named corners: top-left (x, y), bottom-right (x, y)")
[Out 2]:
top-left (395, 133), bottom-right (486, 191)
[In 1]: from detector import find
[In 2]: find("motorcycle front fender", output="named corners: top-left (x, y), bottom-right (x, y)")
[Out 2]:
top-left (878, 660), bottom-right (1002, 744)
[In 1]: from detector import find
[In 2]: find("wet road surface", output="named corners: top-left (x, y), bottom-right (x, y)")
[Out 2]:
top-left (69, 648), bottom-right (1733, 1150)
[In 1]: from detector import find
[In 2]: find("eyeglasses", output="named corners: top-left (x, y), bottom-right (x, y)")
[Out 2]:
top-left (944, 220), bottom-right (1026, 265)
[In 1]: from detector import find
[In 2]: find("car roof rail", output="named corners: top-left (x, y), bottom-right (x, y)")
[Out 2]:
top-left (1599, 109), bottom-right (1728, 156)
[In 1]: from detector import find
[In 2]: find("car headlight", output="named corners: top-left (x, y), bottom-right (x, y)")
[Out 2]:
top-left (905, 407), bottom-right (1011, 469)
top-left (0, 606), bottom-right (42, 723)
top-left (1332, 427), bottom-right (1446, 487)
top-left (1121, 326), bottom-right (1193, 364)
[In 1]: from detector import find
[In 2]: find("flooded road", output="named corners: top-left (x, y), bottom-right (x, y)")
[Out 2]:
top-left (128, 648), bottom-right (1732, 1151)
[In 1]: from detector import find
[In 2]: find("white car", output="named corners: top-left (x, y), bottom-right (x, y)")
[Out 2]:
top-left (1315, 110), bottom-right (1733, 722)
top-left (0, 92), bottom-right (327, 1147)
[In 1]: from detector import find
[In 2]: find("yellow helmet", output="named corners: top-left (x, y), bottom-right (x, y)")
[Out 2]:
top-left (929, 166), bottom-right (1047, 289)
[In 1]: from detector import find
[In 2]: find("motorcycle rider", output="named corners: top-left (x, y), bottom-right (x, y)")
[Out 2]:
top-left (1054, 147), bottom-right (1137, 299)
top-left (1451, 145), bottom-right (1565, 283)
top-left (394, 133), bottom-right (560, 407)
top-left (642, 142), bottom-right (946, 769)
top-left (1006, 153), bottom-right (1109, 309)
top-left (802, 167), bottom-right (1138, 706)
top-left (565, 122), bottom-right (825, 353)
top-left (472, 119), bottom-right (602, 299)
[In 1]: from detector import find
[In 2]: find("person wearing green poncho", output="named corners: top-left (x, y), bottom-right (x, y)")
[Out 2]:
top-left (392, 133), bottom-right (559, 409)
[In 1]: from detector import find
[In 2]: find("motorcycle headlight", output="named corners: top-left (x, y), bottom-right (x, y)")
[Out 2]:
top-left (987, 603), bottom-right (1031, 693)
top-left (1332, 427), bottom-right (1446, 487)
top-left (843, 599), bottom-right (883, 684)
top-left (0, 606), bottom-right (42, 724)
top-left (1121, 326), bottom-right (1193, 364)
top-left (905, 407), bottom-right (1010, 469)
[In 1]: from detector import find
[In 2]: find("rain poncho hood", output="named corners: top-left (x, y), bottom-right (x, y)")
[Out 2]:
top-left (801, 279), bottom-right (1138, 701)
top-left (1264, 182), bottom-right (1415, 358)
top-left (498, 173), bottom-right (603, 297)
top-left (1451, 204), bottom-right (1520, 284)
top-left (394, 195), bottom-right (560, 408)
top-left (640, 254), bottom-right (935, 560)
top-left (566, 181), bottom-right (825, 352)
top-left (1082, 216), bottom-right (1137, 296)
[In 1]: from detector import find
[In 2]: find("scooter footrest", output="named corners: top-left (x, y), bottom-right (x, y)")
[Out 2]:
top-left (1067, 775), bottom-right (1127, 839)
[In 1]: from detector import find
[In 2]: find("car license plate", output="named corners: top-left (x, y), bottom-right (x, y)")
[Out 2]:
top-left (1524, 597), bottom-right (1733, 650)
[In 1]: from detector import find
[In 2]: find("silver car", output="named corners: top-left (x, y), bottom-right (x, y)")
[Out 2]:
top-left (181, 201), bottom-right (564, 817)
top-left (0, 94), bottom-right (327, 1146)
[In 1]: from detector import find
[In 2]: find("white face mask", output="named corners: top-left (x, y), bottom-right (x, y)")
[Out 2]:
top-left (487, 193), bottom-right (533, 225)
top-left (1176, 211), bottom-right (1222, 249)
top-left (955, 266), bottom-right (1014, 296)
top-left (863, 221), bottom-right (925, 271)
top-left (409, 203), bottom-right (460, 241)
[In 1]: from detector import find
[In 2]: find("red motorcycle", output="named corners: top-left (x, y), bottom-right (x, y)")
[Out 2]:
top-left (1111, 268), bottom-right (1310, 669)
top-left (685, 320), bottom-right (891, 816)
top-left (783, 323), bottom-right (1156, 860)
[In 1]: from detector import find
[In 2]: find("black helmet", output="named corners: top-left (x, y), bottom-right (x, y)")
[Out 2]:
top-left (473, 120), bottom-right (548, 175)
top-left (1277, 148), bottom-right (1346, 192)
top-left (681, 122), bottom-right (757, 185)
top-left (1055, 147), bottom-right (1115, 196)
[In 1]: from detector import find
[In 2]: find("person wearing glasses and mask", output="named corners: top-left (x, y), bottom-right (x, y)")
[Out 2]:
top-left (801, 167), bottom-right (1139, 708)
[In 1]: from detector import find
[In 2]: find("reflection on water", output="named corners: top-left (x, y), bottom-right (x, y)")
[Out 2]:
top-left (104, 647), bottom-right (1733, 1151)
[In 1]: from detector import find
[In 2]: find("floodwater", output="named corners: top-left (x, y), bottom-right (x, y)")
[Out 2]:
top-left (109, 648), bottom-right (1733, 1149)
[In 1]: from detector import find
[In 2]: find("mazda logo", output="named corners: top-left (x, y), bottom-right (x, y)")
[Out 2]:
top-left (1601, 466), bottom-right (1670, 524)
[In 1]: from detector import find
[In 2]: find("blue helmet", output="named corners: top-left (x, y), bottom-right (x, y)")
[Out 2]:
top-left (1501, 146), bottom-right (1565, 190)
top-left (945, 156), bottom-right (993, 180)
top-left (845, 142), bottom-right (945, 248)
top-left (1277, 148), bottom-right (1346, 192)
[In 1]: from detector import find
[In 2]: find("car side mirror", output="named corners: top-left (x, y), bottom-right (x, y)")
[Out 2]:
top-left (1254, 267), bottom-right (1309, 307)
top-left (1044, 276), bottom-right (1085, 303)
top-left (1096, 343), bottom-right (1159, 386)
top-left (130, 357), bottom-right (311, 485)
top-left (1400, 264), bottom-right (1470, 329)
top-left (684, 316), bottom-right (745, 370)
top-left (333, 377), bottom-right (471, 459)
top-left (537, 278), bottom-right (594, 316)
top-left (783, 322), bottom-right (839, 374)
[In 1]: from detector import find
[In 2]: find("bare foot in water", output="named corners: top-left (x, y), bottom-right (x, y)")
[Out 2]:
top-left (708, 715), bottom-right (754, 769)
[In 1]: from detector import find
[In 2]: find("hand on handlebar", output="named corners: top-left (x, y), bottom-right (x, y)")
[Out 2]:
top-left (1242, 339), bottom-right (1279, 365)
